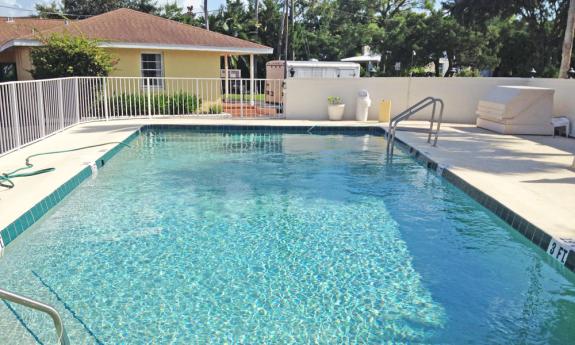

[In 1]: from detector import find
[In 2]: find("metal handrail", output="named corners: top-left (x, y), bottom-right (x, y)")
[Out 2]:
top-left (390, 97), bottom-right (436, 128)
top-left (0, 287), bottom-right (70, 345)
top-left (386, 97), bottom-right (444, 156)
top-left (427, 98), bottom-right (444, 146)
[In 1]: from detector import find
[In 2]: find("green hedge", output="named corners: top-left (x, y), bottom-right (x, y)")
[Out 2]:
top-left (109, 93), bottom-right (201, 115)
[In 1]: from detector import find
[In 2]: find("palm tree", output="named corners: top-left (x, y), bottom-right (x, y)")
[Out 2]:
top-left (204, 0), bottom-right (209, 30)
top-left (559, 0), bottom-right (575, 78)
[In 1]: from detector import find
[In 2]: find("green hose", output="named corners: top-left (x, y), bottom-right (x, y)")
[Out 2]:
top-left (0, 142), bottom-right (130, 189)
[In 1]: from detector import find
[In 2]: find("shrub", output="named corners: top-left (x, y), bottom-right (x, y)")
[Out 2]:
top-left (209, 104), bottom-right (223, 114)
top-left (30, 34), bottom-right (116, 79)
top-left (109, 92), bottom-right (201, 116)
top-left (327, 96), bottom-right (343, 105)
top-left (456, 68), bottom-right (481, 77)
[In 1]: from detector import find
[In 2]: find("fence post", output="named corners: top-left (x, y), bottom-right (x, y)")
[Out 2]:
top-left (102, 78), bottom-right (110, 121)
top-left (240, 80), bottom-right (244, 118)
top-left (249, 54), bottom-right (255, 107)
top-left (10, 83), bottom-right (21, 149)
top-left (282, 80), bottom-right (286, 118)
top-left (196, 79), bottom-right (199, 113)
top-left (58, 79), bottom-right (64, 129)
top-left (224, 55), bottom-right (229, 102)
top-left (36, 82), bottom-right (46, 137)
top-left (74, 78), bottom-right (80, 124)
top-left (147, 78), bottom-right (152, 119)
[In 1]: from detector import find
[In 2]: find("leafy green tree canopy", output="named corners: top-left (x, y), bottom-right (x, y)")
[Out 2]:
top-left (30, 34), bottom-right (116, 79)
top-left (36, 0), bottom-right (158, 18)
top-left (33, 0), bottom-right (575, 78)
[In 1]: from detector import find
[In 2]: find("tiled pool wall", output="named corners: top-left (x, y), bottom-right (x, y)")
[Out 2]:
top-left (391, 135), bottom-right (574, 273)
top-left (1, 124), bottom-right (573, 274)
top-left (139, 124), bottom-right (388, 136)
top-left (0, 130), bottom-right (140, 250)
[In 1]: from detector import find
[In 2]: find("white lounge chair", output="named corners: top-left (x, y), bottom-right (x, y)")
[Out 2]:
top-left (476, 86), bottom-right (554, 135)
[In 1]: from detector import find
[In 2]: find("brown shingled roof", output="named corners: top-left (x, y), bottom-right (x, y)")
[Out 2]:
top-left (31, 8), bottom-right (272, 53)
top-left (0, 17), bottom-right (65, 46)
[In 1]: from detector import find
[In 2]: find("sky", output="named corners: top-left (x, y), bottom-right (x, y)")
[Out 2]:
top-left (0, 0), bottom-right (230, 17)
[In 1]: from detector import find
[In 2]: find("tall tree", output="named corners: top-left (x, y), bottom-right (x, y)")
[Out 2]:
top-left (257, 0), bottom-right (283, 61)
top-left (446, 0), bottom-right (572, 77)
top-left (559, 0), bottom-right (575, 77)
top-left (35, 1), bottom-right (65, 19)
top-left (419, 11), bottom-right (497, 76)
top-left (60, 0), bottom-right (157, 16)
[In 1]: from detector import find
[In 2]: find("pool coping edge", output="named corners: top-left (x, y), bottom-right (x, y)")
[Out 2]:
top-left (0, 130), bottom-right (140, 251)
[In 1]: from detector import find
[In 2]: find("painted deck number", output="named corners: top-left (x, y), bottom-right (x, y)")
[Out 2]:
top-left (547, 240), bottom-right (570, 265)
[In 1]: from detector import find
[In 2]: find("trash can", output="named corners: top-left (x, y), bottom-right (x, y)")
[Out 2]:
top-left (379, 100), bottom-right (391, 123)
top-left (356, 89), bottom-right (371, 121)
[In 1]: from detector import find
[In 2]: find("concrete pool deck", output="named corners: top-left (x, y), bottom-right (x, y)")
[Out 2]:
top-left (1, 118), bottom-right (574, 261)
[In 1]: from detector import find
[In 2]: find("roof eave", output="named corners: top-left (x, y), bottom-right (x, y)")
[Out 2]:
top-left (0, 39), bottom-right (41, 52)
top-left (98, 42), bottom-right (273, 55)
top-left (0, 39), bottom-right (273, 55)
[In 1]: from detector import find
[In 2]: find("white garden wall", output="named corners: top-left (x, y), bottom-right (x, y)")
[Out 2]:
top-left (284, 77), bottom-right (575, 136)
top-left (529, 78), bottom-right (575, 136)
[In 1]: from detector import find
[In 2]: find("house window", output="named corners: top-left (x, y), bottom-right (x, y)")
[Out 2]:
top-left (0, 63), bottom-right (17, 82)
top-left (141, 53), bottom-right (163, 87)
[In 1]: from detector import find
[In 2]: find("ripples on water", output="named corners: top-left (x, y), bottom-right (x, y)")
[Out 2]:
top-left (0, 129), bottom-right (573, 344)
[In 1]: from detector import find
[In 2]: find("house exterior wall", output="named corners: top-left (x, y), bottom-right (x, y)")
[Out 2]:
top-left (104, 48), bottom-right (223, 113)
top-left (1, 47), bottom-right (222, 81)
top-left (0, 47), bottom-right (34, 80)
top-left (106, 48), bottom-right (221, 78)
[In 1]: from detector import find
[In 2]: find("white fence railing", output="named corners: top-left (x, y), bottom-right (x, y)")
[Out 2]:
top-left (0, 77), bottom-right (285, 155)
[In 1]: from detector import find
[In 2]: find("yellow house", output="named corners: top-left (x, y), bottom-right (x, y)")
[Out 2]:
top-left (0, 8), bottom-right (272, 82)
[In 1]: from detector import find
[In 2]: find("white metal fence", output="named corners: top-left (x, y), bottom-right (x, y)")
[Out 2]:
top-left (0, 77), bottom-right (285, 155)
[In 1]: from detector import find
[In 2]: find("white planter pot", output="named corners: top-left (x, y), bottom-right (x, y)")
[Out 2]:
top-left (328, 104), bottom-right (345, 121)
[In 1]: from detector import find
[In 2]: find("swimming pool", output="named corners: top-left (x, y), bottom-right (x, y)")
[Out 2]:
top-left (0, 127), bottom-right (574, 344)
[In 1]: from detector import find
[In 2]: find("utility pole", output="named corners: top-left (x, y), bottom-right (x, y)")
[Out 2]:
top-left (254, 0), bottom-right (259, 78)
top-left (277, 0), bottom-right (286, 60)
top-left (284, 0), bottom-right (289, 68)
top-left (291, 0), bottom-right (295, 60)
top-left (204, 0), bottom-right (209, 30)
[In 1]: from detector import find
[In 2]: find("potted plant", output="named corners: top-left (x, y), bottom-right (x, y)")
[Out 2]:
top-left (327, 96), bottom-right (345, 121)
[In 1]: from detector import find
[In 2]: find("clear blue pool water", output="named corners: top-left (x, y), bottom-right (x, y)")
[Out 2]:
top-left (0, 128), bottom-right (574, 344)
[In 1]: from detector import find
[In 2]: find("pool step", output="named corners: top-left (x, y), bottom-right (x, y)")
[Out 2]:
top-left (222, 102), bottom-right (279, 117)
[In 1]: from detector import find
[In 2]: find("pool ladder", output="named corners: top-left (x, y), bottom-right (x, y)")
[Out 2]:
top-left (0, 287), bottom-right (70, 345)
top-left (386, 97), bottom-right (444, 157)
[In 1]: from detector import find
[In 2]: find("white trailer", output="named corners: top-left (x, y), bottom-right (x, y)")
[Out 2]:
top-left (267, 60), bottom-right (360, 79)
top-left (265, 60), bottom-right (360, 103)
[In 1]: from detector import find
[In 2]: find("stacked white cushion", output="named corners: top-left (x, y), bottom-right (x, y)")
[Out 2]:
top-left (476, 86), bottom-right (554, 135)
